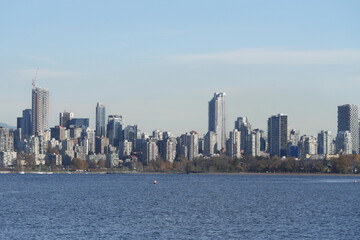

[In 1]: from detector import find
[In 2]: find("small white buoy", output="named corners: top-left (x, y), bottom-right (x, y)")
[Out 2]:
top-left (153, 180), bottom-right (157, 184)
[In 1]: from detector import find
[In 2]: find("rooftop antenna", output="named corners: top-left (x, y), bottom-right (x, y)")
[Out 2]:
top-left (32, 68), bottom-right (39, 89)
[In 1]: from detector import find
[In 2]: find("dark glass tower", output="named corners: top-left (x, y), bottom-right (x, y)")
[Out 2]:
top-left (268, 114), bottom-right (288, 157)
top-left (337, 104), bottom-right (359, 154)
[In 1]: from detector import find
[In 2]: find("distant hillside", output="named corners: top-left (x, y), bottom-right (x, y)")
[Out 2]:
top-left (0, 123), bottom-right (15, 129)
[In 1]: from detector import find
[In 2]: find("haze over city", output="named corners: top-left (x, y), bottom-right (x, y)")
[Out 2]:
top-left (1, 1), bottom-right (360, 136)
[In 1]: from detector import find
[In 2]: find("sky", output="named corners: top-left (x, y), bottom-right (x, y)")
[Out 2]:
top-left (1, 0), bottom-right (360, 137)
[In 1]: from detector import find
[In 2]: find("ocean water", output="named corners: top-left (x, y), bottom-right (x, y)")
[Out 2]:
top-left (0, 174), bottom-right (359, 239)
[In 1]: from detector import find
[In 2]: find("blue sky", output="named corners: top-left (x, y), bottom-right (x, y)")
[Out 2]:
top-left (1, 0), bottom-right (360, 136)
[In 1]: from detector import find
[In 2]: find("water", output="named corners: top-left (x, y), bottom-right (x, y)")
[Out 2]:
top-left (0, 174), bottom-right (359, 239)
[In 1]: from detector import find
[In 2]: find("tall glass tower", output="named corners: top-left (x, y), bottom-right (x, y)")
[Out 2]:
top-left (337, 104), bottom-right (359, 154)
top-left (96, 102), bottom-right (106, 137)
top-left (106, 115), bottom-right (123, 147)
top-left (32, 87), bottom-right (49, 136)
top-left (208, 92), bottom-right (226, 151)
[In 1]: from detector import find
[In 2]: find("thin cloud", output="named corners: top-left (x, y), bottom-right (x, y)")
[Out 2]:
top-left (15, 69), bottom-right (88, 82)
top-left (170, 49), bottom-right (360, 65)
top-left (23, 55), bottom-right (57, 65)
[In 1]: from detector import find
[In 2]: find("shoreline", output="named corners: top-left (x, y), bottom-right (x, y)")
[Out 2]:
top-left (0, 170), bottom-right (359, 177)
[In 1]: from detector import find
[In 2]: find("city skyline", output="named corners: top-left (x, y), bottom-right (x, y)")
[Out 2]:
top-left (1, 1), bottom-right (360, 136)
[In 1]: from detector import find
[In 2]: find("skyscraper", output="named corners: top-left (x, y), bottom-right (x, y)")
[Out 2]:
top-left (96, 102), bottom-right (106, 137)
top-left (268, 114), bottom-right (288, 157)
top-left (21, 109), bottom-right (32, 139)
top-left (337, 104), bottom-right (359, 154)
top-left (32, 87), bottom-right (49, 136)
top-left (106, 115), bottom-right (123, 147)
top-left (208, 92), bottom-right (226, 151)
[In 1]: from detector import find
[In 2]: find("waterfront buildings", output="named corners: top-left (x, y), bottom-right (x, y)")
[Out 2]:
top-left (32, 87), bottom-right (49, 136)
top-left (208, 92), bottom-right (226, 151)
top-left (268, 114), bottom-right (288, 157)
top-left (337, 104), bottom-right (359, 154)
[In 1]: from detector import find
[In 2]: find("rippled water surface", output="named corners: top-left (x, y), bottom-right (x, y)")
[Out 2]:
top-left (1, 174), bottom-right (359, 239)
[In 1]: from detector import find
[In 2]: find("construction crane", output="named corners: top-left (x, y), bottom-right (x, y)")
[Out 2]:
top-left (32, 68), bottom-right (39, 89)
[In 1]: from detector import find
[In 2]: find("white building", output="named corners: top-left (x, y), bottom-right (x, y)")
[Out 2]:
top-left (208, 92), bottom-right (226, 151)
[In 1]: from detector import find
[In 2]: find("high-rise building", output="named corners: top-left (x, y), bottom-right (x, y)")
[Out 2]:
top-left (124, 125), bottom-right (138, 151)
top-left (161, 137), bottom-right (176, 163)
top-left (298, 135), bottom-right (317, 159)
top-left (32, 87), bottom-right (49, 136)
top-left (119, 140), bottom-right (132, 158)
top-left (246, 130), bottom-right (261, 157)
top-left (235, 117), bottom-right (251, 154)
top-left (337, 104), bottom-right (359, 154)
top-left (21, 109), bottom-right (33, 139)
top-left (208, 92), bottom-right (226, 151)
top-left (59, 112), bottom-right (74, 129)
top-left (336, 131), bottom-right (352, 155)
top-left (142, 139), bottom-right (158, 164)
top-left (0, 127), bottom-right (14, 152)
top-left (204, 131), bottom-right (217, 157)
top-left (96, 102), bottom-right (106, 137)
top-left (318, 130), bottom-right (332, 155)
top-left (50, 125), bottom-right (66, 141)
top-left (186, 131), bottom-right (199, 161)
top-left (268, 114), bottom-right (288, 157)
top-left (226, 129), bottom-right (241, 158)
top-left (106, 115), bottom-right (123, 147)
